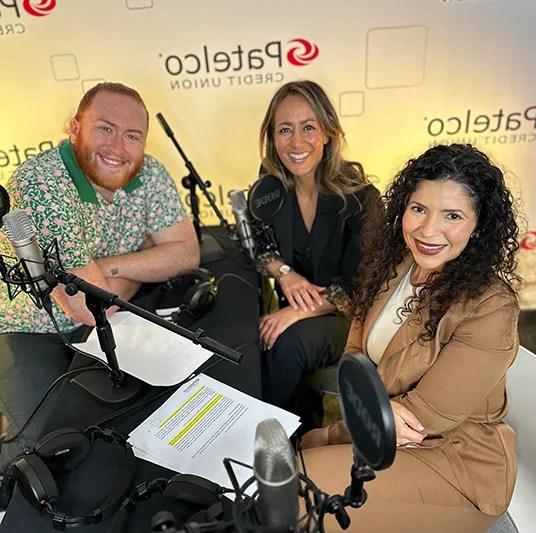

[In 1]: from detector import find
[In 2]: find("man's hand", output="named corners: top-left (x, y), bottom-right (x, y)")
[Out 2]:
top-left (51, 261), bottom-right (135, 326)
top-left (390, 400), bottom-right (426, 446)
top-left (278, 271), bottom-right (325, 312)
top-left (259, 307), bottom-right (305, 350)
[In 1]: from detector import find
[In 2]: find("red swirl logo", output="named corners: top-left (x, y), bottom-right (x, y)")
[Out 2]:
top-left (287, 38), bottom-right (319, 66)
top-left (23, 0), bottom-right (57, 17)
top-left (520, 231), bottom-right (536, 250)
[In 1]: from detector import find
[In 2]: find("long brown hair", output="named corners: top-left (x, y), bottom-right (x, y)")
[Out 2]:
top-left (259, 80), bottom-right (367, 200)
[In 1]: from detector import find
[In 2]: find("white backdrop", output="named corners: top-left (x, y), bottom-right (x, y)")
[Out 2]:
top-left (1, 0), bottom-right (535, 305)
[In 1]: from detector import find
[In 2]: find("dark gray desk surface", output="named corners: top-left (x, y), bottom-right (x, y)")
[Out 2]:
top-left (1, 228), bottom-right (261, 533)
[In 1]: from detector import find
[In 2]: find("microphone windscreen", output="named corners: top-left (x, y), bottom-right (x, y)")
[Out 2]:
top-left (254, 418), bottom-right (296, 483)
top-left (228, 189), bottom-right (248, 212)
top-left (248, 175), bottom-right (285, 223)
top-left (337, 352), bottom-right (396, 470)
top-left (254, 418), bottom-right (298, 532)
top-left (3, 210), bottom-right (34, 242)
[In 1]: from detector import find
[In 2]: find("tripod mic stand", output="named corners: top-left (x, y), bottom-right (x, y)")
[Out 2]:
top-left (54, 269), bottom-right (243, 405)
top-left (156, 113), bottom-right (229, 264)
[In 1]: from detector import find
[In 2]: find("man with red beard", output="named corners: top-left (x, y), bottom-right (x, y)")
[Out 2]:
top-left (0, 83), bottom-right (199, 476)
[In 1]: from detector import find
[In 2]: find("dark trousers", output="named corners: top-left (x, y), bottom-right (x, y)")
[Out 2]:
top-left (0, 328), bottom-right (88, 472)
top-left (262, 313), bottom-right (351, 428)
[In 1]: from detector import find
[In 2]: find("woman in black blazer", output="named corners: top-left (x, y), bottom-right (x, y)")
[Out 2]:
top-left (256, 80), bottom-right (382, 425)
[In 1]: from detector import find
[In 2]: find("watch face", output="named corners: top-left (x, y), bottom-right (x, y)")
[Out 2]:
top-left (279, 264), bottom-right (291, 275)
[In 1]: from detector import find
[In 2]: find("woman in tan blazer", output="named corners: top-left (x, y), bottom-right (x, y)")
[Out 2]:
top-left (301, 144), bottom-right (520, 532)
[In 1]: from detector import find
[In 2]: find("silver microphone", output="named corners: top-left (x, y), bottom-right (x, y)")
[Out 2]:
top-left (254, 418), bottom-right (299, 532)
top-left (2, 209), bottom-right (50, 294)
top-left (228, 189), bottom-right (256, 261)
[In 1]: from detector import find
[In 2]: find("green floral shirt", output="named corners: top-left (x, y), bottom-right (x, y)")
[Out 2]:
top-left (0, 140), bottom-right (186, 333)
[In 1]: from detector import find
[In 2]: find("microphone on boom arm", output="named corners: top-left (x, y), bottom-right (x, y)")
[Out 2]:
top-left (227, 174), bottom-right (284, 263)
top-left (228, 189), bottom-right (256, 262)
top-left (0, 208), bottom-right (242, 406)
top-left (214, 352), bottom-right (396, 532)
top-left (247, 174), bottom-right (285, 255)
top-left (1, 209), bottom-right (58, 308)
top-left (253, 418), bottom-right (299, 532)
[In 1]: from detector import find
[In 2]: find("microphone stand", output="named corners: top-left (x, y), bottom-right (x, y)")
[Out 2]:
top-left (55, 270), bottom-right (243, 404)
top-left (156, 112), bottom-right (229, 264)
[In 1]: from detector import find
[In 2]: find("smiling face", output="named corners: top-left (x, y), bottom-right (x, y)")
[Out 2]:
top-left (402, 179), bottom-right (478, 282)
top-left (273, 94), bottom-right (329, 182)
top-left (69, 90), bottom-right (148, 192)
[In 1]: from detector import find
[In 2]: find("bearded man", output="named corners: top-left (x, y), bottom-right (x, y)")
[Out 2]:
top-left (0, 82), bottom-right (199, 471)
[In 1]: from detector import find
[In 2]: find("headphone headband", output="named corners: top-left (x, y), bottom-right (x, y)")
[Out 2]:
top-left (11, 425), bottom-right (136, 530)
top-left (110, 473), bottom-right (224, 533)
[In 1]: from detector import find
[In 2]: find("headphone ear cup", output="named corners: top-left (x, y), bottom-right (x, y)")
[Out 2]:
top-left (187, 267), bottom-right (214, 283)
top-left (34, 427), bottom-right (91, 473)
top-left (11, 454), bottom-right (59, 508)
top-left (183, 281), bottom-right (217, 316)
top-left (165, 474), bottom-right (221, 507)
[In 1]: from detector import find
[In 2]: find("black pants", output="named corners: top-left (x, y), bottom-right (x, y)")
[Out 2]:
top-left (0, 328), bottom-right (88, 473)
top-left (262, 313), bottom-right (351, 428)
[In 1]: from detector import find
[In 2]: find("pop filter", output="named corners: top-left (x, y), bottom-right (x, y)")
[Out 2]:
top-left (337, 352), bottom-right (396, 470)
top-left (0, 184), bottom-right (10, 227)
top-left (247, 175), bottom-right (285, 223)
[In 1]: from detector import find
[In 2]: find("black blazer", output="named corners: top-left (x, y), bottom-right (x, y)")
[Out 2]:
top-left (271, 184), bottom-right (381, 297)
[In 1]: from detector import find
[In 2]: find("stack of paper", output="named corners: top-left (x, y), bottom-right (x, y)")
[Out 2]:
top-left (129, 374), bottom-right (301, 491)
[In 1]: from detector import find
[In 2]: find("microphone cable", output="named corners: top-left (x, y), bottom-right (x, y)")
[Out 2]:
top-left (0, 299), bottom-right (114, 447)
top-left (0, 365), bottom-right (108, 446)
top-left (215, 273), bottom-right (257, 293)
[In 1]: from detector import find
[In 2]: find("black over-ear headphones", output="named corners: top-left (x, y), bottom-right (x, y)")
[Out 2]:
top-left (109, 473), bottom-right (226, 532)
top-left (9, 426), bottom-right (136, 530)
top-left (164, 268), bottom-right (218, 326)
top-left (181, 268), bottom-right (218, 318)
top-left (142, 268), bottom-right (218, 327)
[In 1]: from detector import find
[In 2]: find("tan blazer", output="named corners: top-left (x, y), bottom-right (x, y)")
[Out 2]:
top-left (340, 258), bottom-right (520, 516)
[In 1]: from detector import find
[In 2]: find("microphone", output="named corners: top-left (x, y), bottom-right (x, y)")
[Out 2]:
top-left (2, 209), bottom-right (53, 302)
top-left (228, 189), bottom-right (256, 262)
top-left (0, 184), bottom-right (10, 225)
top-left (253, 418), bottom-right (299, 532)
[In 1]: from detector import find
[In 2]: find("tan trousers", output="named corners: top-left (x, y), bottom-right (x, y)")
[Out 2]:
top-left (301, 444), bottom-right (497, 533)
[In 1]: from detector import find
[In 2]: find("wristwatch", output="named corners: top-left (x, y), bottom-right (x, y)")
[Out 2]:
top-left (276, 263), bottom-right (292, 280)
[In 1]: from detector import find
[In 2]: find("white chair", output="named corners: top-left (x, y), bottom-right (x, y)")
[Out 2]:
top-left (488, 345), bottom-right (536, 533)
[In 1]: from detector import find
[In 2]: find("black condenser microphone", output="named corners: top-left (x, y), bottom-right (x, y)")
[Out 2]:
top-left (2, 209), bottom-right (51, 298)
top-left (228, 189), bottom-right (256, 261)
top-left (253, 418), bottom-right (298, 533)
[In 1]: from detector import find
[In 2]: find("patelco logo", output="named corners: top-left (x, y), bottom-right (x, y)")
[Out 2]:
top-left (287, 38), bottom-right (320, 66)
top-left (22, 0), bottom-right (56, 16)
top-left (160, 36), bottom-right (320, 91)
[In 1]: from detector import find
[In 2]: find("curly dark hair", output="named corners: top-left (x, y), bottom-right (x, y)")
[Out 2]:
top-left (353, 143), bottom-right (520, 341)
